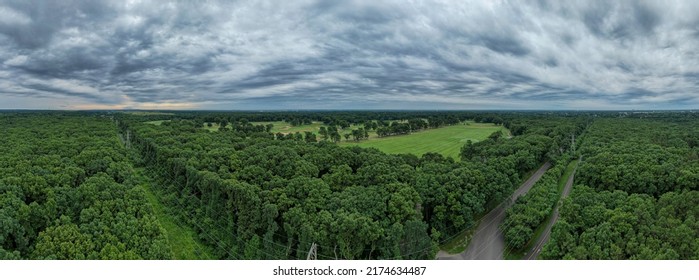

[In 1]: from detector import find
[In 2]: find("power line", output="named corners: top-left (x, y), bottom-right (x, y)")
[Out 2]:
top-left (120, 120), bottom-right (564, 261)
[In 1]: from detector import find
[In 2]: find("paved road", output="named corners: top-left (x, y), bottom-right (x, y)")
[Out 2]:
top-left (524, 159), bottom-right (580, 260)
top-left (437, 162), bottom-right (552, 260)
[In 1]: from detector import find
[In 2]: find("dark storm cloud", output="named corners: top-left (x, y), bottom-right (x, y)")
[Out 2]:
top-left (1, 0), bottom-right (699, 109)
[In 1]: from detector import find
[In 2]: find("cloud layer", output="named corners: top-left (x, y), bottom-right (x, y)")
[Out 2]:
top-left (1, 0), bottom-right (698, 110)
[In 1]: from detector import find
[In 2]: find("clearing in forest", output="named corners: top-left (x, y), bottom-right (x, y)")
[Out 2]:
top-left (136, 168), bottom-right (216, 260)
top-left (339, 122), bottom-right (506, 159)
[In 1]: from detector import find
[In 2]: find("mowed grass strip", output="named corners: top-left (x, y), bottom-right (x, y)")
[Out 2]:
top-left (339, 122), bottom-right (503, 159)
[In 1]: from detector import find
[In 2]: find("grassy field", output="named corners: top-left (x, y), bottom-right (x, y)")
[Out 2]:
top-left (339, 122), bottom-right (505, 159)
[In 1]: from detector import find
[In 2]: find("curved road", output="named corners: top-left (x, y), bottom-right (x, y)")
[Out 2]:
top-left (437, 162), bottom-right (552, 260)
top-left (524, 159), bottom-right (580, 260)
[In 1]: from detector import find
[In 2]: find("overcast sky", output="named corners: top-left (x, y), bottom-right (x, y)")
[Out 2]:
top-left (1, 0), bottom-right (698, 110)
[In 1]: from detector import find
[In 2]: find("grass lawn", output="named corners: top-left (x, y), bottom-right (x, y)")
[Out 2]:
top-left (339, 122), bottom-right (504, 159)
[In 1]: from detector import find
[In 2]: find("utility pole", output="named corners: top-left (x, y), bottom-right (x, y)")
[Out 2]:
top-left (306, 243), bottom-right (317, 260)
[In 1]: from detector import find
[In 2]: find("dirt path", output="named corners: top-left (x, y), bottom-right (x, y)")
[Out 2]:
top-left (437, 162), bottom-right (552, 260)
top-left (524, 159), bottom-right (580, 260)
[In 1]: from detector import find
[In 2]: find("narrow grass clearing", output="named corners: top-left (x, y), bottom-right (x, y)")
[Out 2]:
top-left (558, 159), bottom-right (579, 192)
top-left (339, 122), bottom-right (504, 159)
top-left (135, 168), bottom-right (215, 260)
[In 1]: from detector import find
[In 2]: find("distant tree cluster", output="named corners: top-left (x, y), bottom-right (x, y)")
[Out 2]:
top-left (288, 118), bottom-right (313, 126)
top-left (318, 126), bottom-right (341, 142)
top-left (376, 122), bottom-right (412, 137)
top-left (374, 117), bottom-right (459, 138)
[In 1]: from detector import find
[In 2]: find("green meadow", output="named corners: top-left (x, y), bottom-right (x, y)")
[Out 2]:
top-left (339, 122), bottom-right (506, 159)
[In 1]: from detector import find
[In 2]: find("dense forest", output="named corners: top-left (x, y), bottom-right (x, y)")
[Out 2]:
top-left (542, 117), bottom-right (699, 259)
top-left (0, 114), bottom-right (170, 259)
top-left (2, 111), bottom-right (697, 260)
